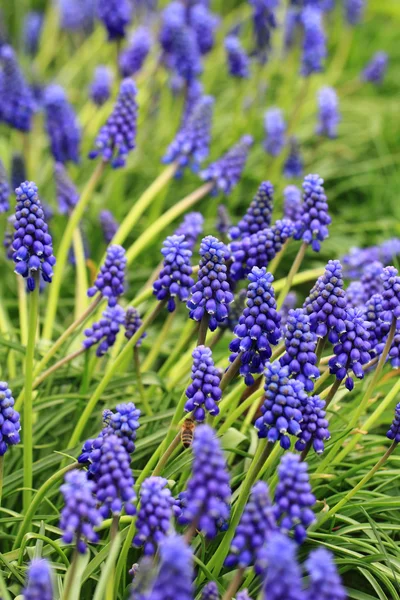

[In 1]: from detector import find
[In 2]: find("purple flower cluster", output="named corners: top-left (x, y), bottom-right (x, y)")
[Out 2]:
top-left (187, 235), bottom-right (233, 330)
top-left (305, 548), bottom-right (347, 600)
top-left (119, 27), bottom-right (152, 77)
top-left (255, 362), bottom-right (304, 449)
top-left (262, 533), bottom-right (304, 600)
top-left (361, 261), bottom-right (384, 298)
top-left (11, 153), bottom-right (27, 191)
top-left (301, 7), bottom-right (326, 76)
top-left (178, 425), bottom-right (231, 538)
top-left (345, 0), bottom-right (365, 25)
top-left (274, 453), bottom-right (316, 543)
top-left (23, 12), bottom-right (43, 56)
top-left (54, 162), bottom-right (79, 215)
top-left (346, 281), bottom-right (366, 309)
top-left (283, 137), bottom-right (304, 179)
top-left (381, 266), bottom-right (400, 319)
top-left (44, 84), bottom-right (81, 164)
top-left (249, 0), bottom-right (278, 62)
top-left (0, 382), bottom-right (21, 456)
top-left (296, 395), bottom-right (330, 454)
top-left (387, 402), bottom-right (400, 443)
top-left (100, 209), bottom-right (119, 243)
top-left (362, 51), bottom-right (388, 85)
top-left (229, 181), bottom-right (274, 240)
top-left (185, 345), bottom-right (221, 421)
top-left (97, 0), bottom-right (132, 40)
top-left (88, 244), bottom-right (126, 306)
top-left (200, 135), bottom-right (253, 195)
top-left (89, 78), bottom-right (138, 168)
top-left (294, 174), bottom-right (331, 252)
top-left (284, 186), bottom-right (302, 223)
top-left (124, 306), bottom-right (146, 346)
top-left (189, 4), bottom-right (218, 55)
top-left (264, 109), bottom-right (286, 156)
top-left (146, 536), bottom-right (194, 600)
top-left (201, 582), bottom-right (219, 600)
top-left (0, 159), bottom-right (10, 213)
top-left (316, 87), bottom-right (340, 139)
top-left (0, 45), bottom-right (34, 132)
top-left (175, 212), bottom-right (204, 251)
top-left (58, 0), bottom-right (95, 32)
top-left (83, 305), bottom-right (125, 357)
top-left (224, 36), bottom-right (250, 78)
top-left (229, 267), bottom-right (281, 386)
top-left (365, 294), bottom-right (390, 355)
top-left (23, 559), bottom-right (53, 600)
top-left (90, 65), bottom-right (113, 106)
top-left (103, 402), bottom-right (141, 453)
top-left (279, 291), bottom-right (298, 328)
top-left (153, 235), bottom-right (194, 312)
top-left (216, 205), bottom-right (231, 237)
top-left (12, 181), bottom-right (56, 291)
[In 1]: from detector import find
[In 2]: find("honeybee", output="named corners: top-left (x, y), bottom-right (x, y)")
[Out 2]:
top-left (181, 418), bottom-right (195, 448)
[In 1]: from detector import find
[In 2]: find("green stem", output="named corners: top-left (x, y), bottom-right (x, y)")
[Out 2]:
top-left (43, 160), bottom-right (105, 341)
top-left (142, 311), bottom-right (175, 372)
top-left (315, 336), bottom-right (327, 363)
top-left (0, 456), bottom-right (4, 507)
top-left (276, 242), bottom-right (308, 310)
top-left (222, 569), bottom-right (245, 600)
top-left (152, 432), bottom-right (181, 477)
top-left (321, 377), bottom-right (342, 407)
top-left (197, 314), bottom-right (210, 346)
top-left (72, 227), bottom-right (89, 320)
top-left (220, 352), bottom-right (243, 391)
top-left (23, 279), bottom-right (39, 513)
top-left (62, 549), bottom-right (78, 600)
top-left (268, 239), bottom-right (290, 276)
top-left (219, 387), bottom-right (265, 435)
top-left (32, 347), bottom-right (86, 390)
top-left (159, 321), bottom-right (198, 376)
top-left (133, 346), bottom-right (153, 416)
top-left (17, 276), bottom-right (28, 347)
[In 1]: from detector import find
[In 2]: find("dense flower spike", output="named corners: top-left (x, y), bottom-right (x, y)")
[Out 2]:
top-left (97, 0), bottom-right (132, 40)
top-left (163, 96), bottom-right (214, 175)
top-left (0, 382), bottom-right (21, 456)
top-left (230, 219), bottom-right (294, 281)
top-left (387, 402), bottom-right (400, 443)
top-left (0, 45), bottom-right (34, 131)
top-left (178, 425), bottom-right (231, 538)
top-left (11, 153), bottom-right (27, 192)
top-left (124, 306), bottom-right (146, 347)
top-left (23, 559), bottom-right (53, 600)
top-left (12, 181), bottom-right (56, 291)
top-left (294, 174), bottom-right (331, 252)
top-left (274, 453), bottom-right (316, 543)
top-left (189, 4), bottom-right (218, 54)
top-left (119, 27), bottom-right (152, 77)
top-left (133, 477), bottom-right (177, 554)
top-left (229, 268), bottom-right (281, 386)
top-left (229, 181), bottom-right (274, 240)
top-left (58, 0), bottom-right (95, 32)
top-left (147, 536), bottom-right (194, 600)
top-left (381, 266), bottom-right (400, 318)
top-left (174, 212), bottom-right (204, 251)
top-left (345, 0), bottom-right (365, 25)
top-left (225, 481), bottom-right (276, 572)
top-left (249, 0), bottom-right (278, 62)
top-left (90, 65), bottom-right (113, 106)
top-left (264, 109), bottom-right (286, 156)
top-left (381, 238), bottom-right (400, 264)
top-left (316, 87), bottom-right (340, 139)
top-left (159, 1), bottom-right (186, 54)
top-left (365, 294), bottom-right (390, 354)
top-left (224, 36), bottom-right (250, 78)
top-left (301, 7), bottom-right (326, 76)
top-left (4, 216), bottom-right (16, 261)
top-left (89, 78), bottom-right (138, 168)
top-left (93, 434), bottom-right (136, 518)
top-left (280, 309), bottom-right (320, 392)
top-left (361, 51), bottom-right (388, 85)
top-left (100, 209), bottom-right (119, 243)
top-left (0, 159), bottom-right (10, 213)
top-left (201, 582), bottom-right (219, 600)
top-left (346, 281), bottom-right (366, 308)
top-left (187, 236), bottom-right (233, 330)
top-left (283, 137), bottom-right (304, 179)
top-left (329, 308), bottom-right (372, 391)
top-left (295, 395), bottom-right (330, 454)
top-left (216, 205), bottom-right (231, 236)
top-left (305, 548), bottom-right (347, 600)
top-left (303, 260), bottom-right (347, 342)
top-left (361, 261), bottom-right (383, 298)
top-left (171, 25), bottom-right (203, 83)
top-left (153, 235), bottom-right (194, 312)
top-left (185, 345), bottom-right (222, 421)
top-left (54, 162), bottom-right (79, 214)
top-left (236, 591), bottom-right (252, 600)
top-left (59, 470), bottom-right (102, 553)
top-left (44, 85), bottom-right (81, 164)
top-left (262, 533), bottom-right (304, 600)
top-left (103, 402), bottom-right (141, 453)
top-left (279, 291), bottom-right (298, 329)
top-left (255, 362), bottom-right (304, 449)
top-left (88, 244), bottom-right (126, 306)
top-left (23, 12), bottom-right (43, 56)
top-left (200, 135), bottom-right (253, 195)
top-left (284, 185), bottom-right (302, 223)
top-left (83, 305), bottom-right (125, 357)
top-left (389, 325), bottom-right (400, 369)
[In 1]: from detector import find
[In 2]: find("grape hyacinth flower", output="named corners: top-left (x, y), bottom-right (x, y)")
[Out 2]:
top-left (90, 65), bottom-right (113, 106)
top-left (54, 162), bottom-right (79, 215)
top-left (170, 25), bottom-right (203, 83)
top-left (12, 182), bottom-right (56, 292)
top-left (249, 0), bottom-right (278, 62)
top-left (0, 45), bottom-right (35, 132)
top-left (346, 281), bottom-right (366, 308)
top-left (283, 137), bottom-right (304, 179)
top-left (58, 0), bottom-right (95, 32)
top-left (147, 536), bottom-right (194, 600)
top-left (387, 402), bottom-right (400, 443)
top-left (200, 135), bottom-right (253, 196)
top-left (225, 481), bottom-right (276, 572)
top-left (23, 12), bottom-right (43, 56)
top-left (301, 7), bottom-right (326, 76)
top-left (305, 548), bottom-right (347, 600)
top-left (189, 4), bottom-right (218, 54)
top-left (125, 306), bottom-right (146, 346)
top-left (119, 27), bottom-right (152, 77)
top-left (88, 244), bottom-right (126, 306)
top-left (365, 294), bottom-right (390, 355)
top-left (389, 325), bottom-right (400, 369)
top-left (295, 395), bottom-right (330, 454)
top-left (97, 0), bottom-right (132, 40)
top-left (100, 210), bottom-right (119, 243)
top-left (279, 291), bottom-right (298, 329)
top-left (230, 219), bottom-right (294, 281)
top-left (216, 205), bottom-right (231, 237)
top-left (255, 362), bottom-right (304, 449)
top-left (229, 268), bottom-right (281, 386)
top-left (93, 434), bottom-right (136, 518)
top-left (153, 235), bottom-right (194, 312)
top-left (361, 261), bottom-right (384, 298)
top-left (59, 470), bottom-right (102, 553)
top-left (361, 52), bottom-right (388, 85)
top-left (23, 559), bottom-right (53, 600)
top-left (174, 212), bottom-right (204, 251)
top-left (380, 238), bottom-right (400, 264)
top-left (162, 96), bottom-right (214, 175)
top-left (274, 453), bottom-right (316, 543)
top-left (280, 309), bottom-right (320, 392)
top-left (284, 8), bottom-right (301, 50)
top-left (133, 477), bottom-right (177, 554)
top-left (237, 591), bottom-right (252, 600)
top-left (229, 181), bottom-right (274, 240)
top-left (159, 1), bottom-right (186, 55)
top-left (83, 305), bottom-right (125, 357)
top-left (89, 78), bottom-right (138, 168)
top-left (345, 0), bottom-right (365, 25)
top-left (294, 174), bottom-right (331, 252)
top-left (284, 185), bottom-right (302, 223)
top-left (11, 153), bottom-right (27, 192)
top-left (201, 582), bottom-right (219, 600)
top-left (381, 266), bottom-right (400, 319)
top-left (178, 425), bottom-right (231, 538)
top-left (185, 345), bottom-right (222, 421)
top-left (44, 85), bottom-right (81, 164)
top-left (222, 289), bottom-right (247, 333)
top-left (341, 245), bottom-right (380, 279)
top-left (0, 159), bottom-right (10, 213)
top-left (224, 36), bottom-right (250, 78)
top-left (316, 87), bottom-right (340, 139)
top-left (0, 382), bottom-right (21, 456)
top-left (264, 109), bottom-right (286, 157)
top-left (4, 216), bottom-right (16, 261)
top-left (262, 533), bottom-right (304, 600)
top-left (187, 236), bottom-right (234, 331)
top-left (103, 402), bottom-right (141, 453)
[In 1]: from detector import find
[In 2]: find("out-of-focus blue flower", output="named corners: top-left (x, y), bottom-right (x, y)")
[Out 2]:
top-left (97, 0), bottom-right (132, 40)
top-left (124, 306), bottom-right (146, 346)
top-left (262, 533), bottom-right (305, 600)
top-left (216, 205), bottom-right (232, 237)
top-left (11, 153), bottom-right (27, 192)
top-left (146, 536), bottom-right (194, 600)
top-left (0, 382), bottom-right (21, 456)
top-left (249, 0), bottom-right (278, 62)
top-left (0, 160), bottom-right (10, 213)
top-left (316, 87), bottom-right (340, 138)
top-left (229, 181), bottom-right (274, 240)
top-left (284, 8), bottom-right (301, 50)
top-left (88, 244), bottom-right (126, 306)
top-left (365, 294), bottom-right (390, 356)
top-left (279, 291), bottom-right (298, 329)
top-left (283, 185), bottom-right (302, 223)
top-left (387, 402), bottom-right (400, 443)
top-left (159, 2), bottom-right (186, 55)
top-left (346, 281), bottom-right (366, 309)
top-left (23, 12), bottom-right (43, 55)
top-left (283, 137), bottom-right (304, 179)
top-left (344, 0), bottom-right (365, 25)
top-left (83, 305), bottom-right (125, 357)
top-left (174, 212), bottom-right (204, 251)
top-left (296, 395), bottom-right (330, 454)
top-left (200, 135), bottom-right (253, 195)
top-left (44, 85), bottom-right (81, 164)
top-left (3, 216), bottom-right (16, 261)
top-left (99, 209), bottom-right (119, 243)
top-left (201, 582), bottom-right (219, 600)
top-left (305, 548), bottom-right (347, 600)
top-left (181, 79), bottom-right (204, 126)
top-left (171, 25), bottom-right (203, 83)
top-left (185, 345), bottom-right (221, 422)
top-left (361, 261), bottom-right (383, 298)
top-left (361, 51), bottom-right (388, 85)
top-left (54, 162), bottom-right (79, 215)
top-left (119, 27), bottom-right (152, 77)
top-left (224, 36), bottom-right (250, 78)
top-left (301, 7), bottom-right (326, 76)
top-left (189, 4), bottom-right (218, 54)
top-left (382, 266), bottom-right (400, 319)
top-left (89, 78), bottom-right (138, 168)
top-left (264, 108), bottom-right (286, 156)
top-left (0, 45), bottom-right (34, 132)
top-left (153, 235), bottom-right (194, 312)
top-left (58, 0), bottom-right (95, 32)
top-left (90, 66), bottom-right (113, 106)
top-left (23, 559), bottom-right (53, 600)
top-left (294, 174), bottom-right (331, 252)
top-left (380, 238), bottom-right (400, 264)
top-left (280, 309), bottom-right (320, 391)
top-left (237, 591), bottom-right (253, 600)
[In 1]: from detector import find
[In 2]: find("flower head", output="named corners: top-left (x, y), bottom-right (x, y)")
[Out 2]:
top-left (284, 185), bottom-right (302, 223)
top-left (381, 266), bottom-right (400, 319)
top-left (262, 533), bottom-right (304, 600)
top-left (224, 36), bottom-right (250, 78)
top-left (185, 345), bottom-right (222, 421)
top-left (264, 109), bottom-right (286, 157)
top-left (170, 24), bottom-right (203, 83)
top-left (200, 135), bottom-right (253, 195)
top-left (201, 582), bottom-right (219, 600)
top-left (124, 306), bottom-right (146, 347)
top-left (0, 382), bottom-right (21, 456)
top-left (316, 87), bottom-right (340, 139)
top-left (279, 291), bottom-right (298, 329)
top-left (346, 281), bottom-right (366, 309)
top-left (295, 395), bottom-right (330, 454)
top-left (237, 591), bottom-right (252, 600)
top-left (89, 78), bottom-right (138, 168)
top-left (11, 153), bottom-right (27, 191)
top-left (90, 65), bottom-right (113, 106)
top-left (387, 402), bottom-right (400, 443)
top-left (54, 162), bottom-right (79, 215)
top-left (12, 181), bottom-right (56, 291)
top-left (229, 181), bottom-right (274, 240)
top-left (361, 261), bottom-right (383, 298)
top-left (178, 425), bottom-right (231, 538)
top-left (103, 402), bottom-right (141, 454)
top-left (0, 159), bottom-right (10, 213)
top-left (249, 0), bottom-right (278, 62)
top-left (189, 4), bottom-right (218, 54)
top-left (58, 0), bottom-right (95, 31)
top-left (153, 234), bottom-right (194, 312)
top-left (187, 235), bottom-right (234, 330)
top-left (345, 0), bottom-right (365, 25)
top-left (361, 51), bottom-right (388, 85)
top-left (174, 212), bottom-right (204, 251)
top-left (23, 559), bottom-right (53, 600)
top-left (97, 0), bottom-right (132, 40)
top-left (159, 2), bottom-right (186, 54)
top-left (100, 209), bottom-right (119, 243)
top-left (88, 244), bottom-right (126, 306)
top-left (216, 205), bottom-right (231, 236)
top-left (305, 548), bottom-right (347, 600)
top-left (365, 294), bottom-right (390, 356)
top-left (301, 7), bottom-right (326, 76)
top-left (283, 137), bottom-right (304, 179)
top-left (0, 45), bottom-right (34, 132)
top-left (147, 536), bottom-right (194, 600)
top-left (119, 27), bottom-right (152, 77)
top-left (83, 305), bottom-right (125, 356)
top-left (23, 12), bottom-right (43, 56)
top-left (293, 174), bottom-right (331, 252)
top-left (44, 84), bottom-right (81, 164)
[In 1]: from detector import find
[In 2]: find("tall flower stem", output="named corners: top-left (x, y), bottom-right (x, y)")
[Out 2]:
top-left (0, 456), bottom-right (4, 506)
top-left (32, 347), bottom-right (87, 390)
top-left (17, 276), bottom-right (28, 347)
top-left (72, 227), bottom-right (89, 320)
top-left (222, 569), bottom-right (245, 600)
top-left (268, 239), bottom-right (290, 276)
top-left (276, 242), bottom-right (308, 310)
top-left (220, 352), bottom-right (243, 391)
top-left (62, 549), bottom-right (78, 600)
top-left (152, 432), bottom-right (181, 477)
top-left (315, 336), bottom-right (327, 363)
top-left (197, 314), bottom-right (210, 346)
top-left (133, 347), bottom-right (153, 416)
top-left (23, 278), bottom-right (40, 513)
top-left (43, 160), bottom-right (106, 341)
top-left (320, 377), bottom-right (342, 406)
